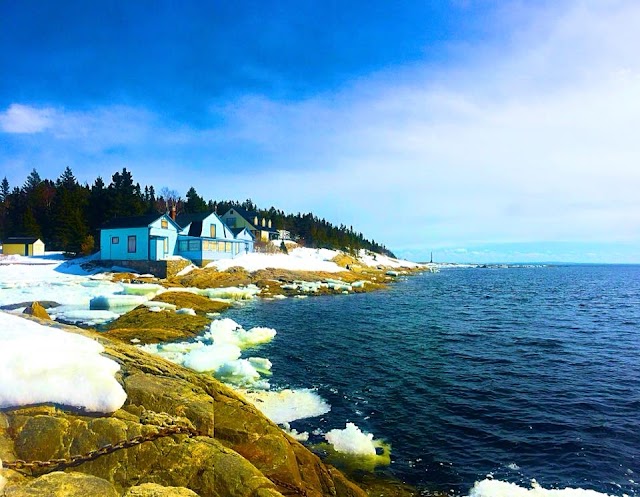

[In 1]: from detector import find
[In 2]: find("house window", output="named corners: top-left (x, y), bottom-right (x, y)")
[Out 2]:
top-left (210, 225), bottom-right (216, 238)
top-left (225, 217), bottom-right (235, 227)
top-left (112, 237), bottom-right (119, 244)
top-left (161, 219), bottom-right (168, 229)
top-left (178, 240), bottom-right (188, 252)
top-left (188, 240), bottom-right (200, 251)
top-left (127, 235), bottom-right (136, 253)
top-left (163, 238), bottom-right (168, 253)
top-left (225, 242), bottom-right (232, 252)
top-left (217, 241), bottom-right (225, 251)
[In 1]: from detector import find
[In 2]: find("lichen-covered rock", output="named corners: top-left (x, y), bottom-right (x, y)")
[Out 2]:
top-left (4, 471), bottom-right (118, 497)
top-left (123, 483), bottom-right (200, 496)
top-left (22, 302), bottom-right (50, 320)
top-left (0, 320), bottom-right (368, 497)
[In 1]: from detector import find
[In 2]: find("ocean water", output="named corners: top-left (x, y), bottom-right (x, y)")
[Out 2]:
top-left (226, 265), bottom-right (640, 496)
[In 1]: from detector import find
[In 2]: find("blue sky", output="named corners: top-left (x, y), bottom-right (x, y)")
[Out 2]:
top-left (1, 1), bottom-right (639, 263)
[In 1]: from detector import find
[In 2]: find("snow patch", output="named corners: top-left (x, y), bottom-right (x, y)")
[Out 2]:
top-left (0, 312), bottom-right (127, 413)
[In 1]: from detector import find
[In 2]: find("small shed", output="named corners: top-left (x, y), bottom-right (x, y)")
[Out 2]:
top-left (2, 237), bottom-right (46, 256)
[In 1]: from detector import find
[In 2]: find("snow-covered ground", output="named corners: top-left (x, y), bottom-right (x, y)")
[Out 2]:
top-left (206, 247), bottom-right (425, 273)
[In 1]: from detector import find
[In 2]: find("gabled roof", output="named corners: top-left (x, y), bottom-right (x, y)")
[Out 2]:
top-left (3, 237), bottom-right (42, 244)
top-left (222, 207), bottom-right (277, 232)
top-left (231, 227), bottom-right (255, 239)
top-left (101, 214), bottom-right (173, 229)
top-left (175, 212), bottom-right (211, 228)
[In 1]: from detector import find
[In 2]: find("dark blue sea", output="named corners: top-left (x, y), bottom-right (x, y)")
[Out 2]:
top-left (227, 265), bottom-right (640, 496)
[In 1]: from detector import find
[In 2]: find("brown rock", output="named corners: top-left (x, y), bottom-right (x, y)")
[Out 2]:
top-left (123, 483), bottom-right (200, 496)
top-left (22, 302), bottom-right (50, 320)
top-left (4, 471), bottom-right (118, 497)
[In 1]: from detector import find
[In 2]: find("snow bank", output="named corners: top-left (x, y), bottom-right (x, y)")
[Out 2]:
top-left (0, 312), bottom-right (127, 413)
top-left (241, 388), bottom-right (331, 424)
top-left (325, 422), bottom-right (378, 456)
top-left (53, 309), bottom-right (121, 327)
top-left (206, 248), bottom-right (344, 273)
top-left (467, 479), bottom-right (614, 497)
top-left (356, 249), bottom-right (424, 269)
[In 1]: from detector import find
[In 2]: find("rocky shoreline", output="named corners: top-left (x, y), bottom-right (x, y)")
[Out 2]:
top-left (1, 259), bottom-right (434, 496)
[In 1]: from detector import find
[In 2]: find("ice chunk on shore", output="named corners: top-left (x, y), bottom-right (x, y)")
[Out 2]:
top-left (141, 301), bottom-right (177, 311)
top-left (90, 294), bottom-right (147, 310)
top-left (325, 422), bottom-right (377, 456)
top-left (0, 312), bottom-right (126, 413)
top-left (199, 285), bottom-right (260, 300)
top-left (52, 309), bottom-right (120, 327)
top-left (467, 479), bottom-right (615, 497)
top-left (242, 388), bottom-right (331, 424)
top-left (140, 318), bottom-right (276, 388)
top-left (202, 319), bottom-right (277, 349)
top-left (119, 282), bottom-right (164, 297)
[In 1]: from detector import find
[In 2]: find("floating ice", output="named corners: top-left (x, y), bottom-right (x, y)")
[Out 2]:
top-left (0, 312), bottom-right (127, 413)
top-left (467, 479), bottom-right (615, 497)
top-left (241, 388), bottom-right (331, 424)
top-left (325, 422), bottom-right (377, 456)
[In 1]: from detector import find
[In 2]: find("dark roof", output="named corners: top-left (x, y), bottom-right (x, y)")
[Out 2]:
top-left (101, 214), bottom-right (164, 229)
top-left (224, 207), bottom-right (276, 232)
top-left (230, 227), bottom-right (255, 239)
top-left (187, 220), bottom-right (203, 237)
top-left (225, 206), bottom-right (258, 225)
top-left (3, 237), bottom-right (42, 244)
top-left (175, 212), bottom-right (211, 228)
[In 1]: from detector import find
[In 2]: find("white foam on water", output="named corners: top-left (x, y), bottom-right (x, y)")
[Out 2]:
top-left (241, 388), bottom-right (331, 424)
top-left (467, 479), bottom-right (616, 497)
top-left (0, 312), bottom-right (126, 413)
top-left (325, 422), bottom-right (377, 456)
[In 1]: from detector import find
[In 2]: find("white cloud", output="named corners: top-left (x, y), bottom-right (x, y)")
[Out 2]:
top-left (0, 103), bottom-right (54, 133)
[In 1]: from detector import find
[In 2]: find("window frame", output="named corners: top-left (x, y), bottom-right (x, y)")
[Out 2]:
top-left (127, 235), bottom-right (136, 253)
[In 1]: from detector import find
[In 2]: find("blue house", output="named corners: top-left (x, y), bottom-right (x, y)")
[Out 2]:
top-left (100, 214), bottom-right (180, 261)
top-left (175, 212), bottom-right (254, 265)
top-left (99, 212), bottom-right (255, 266)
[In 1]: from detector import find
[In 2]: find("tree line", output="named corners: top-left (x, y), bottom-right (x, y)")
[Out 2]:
top-left (0, 167), bottom-right (394, 257)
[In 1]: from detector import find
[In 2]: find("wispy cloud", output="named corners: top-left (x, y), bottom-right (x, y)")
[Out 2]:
top-left (0, 104), bottom-right (54, 133)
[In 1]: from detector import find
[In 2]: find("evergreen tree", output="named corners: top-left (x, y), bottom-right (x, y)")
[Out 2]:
top-left (185, 187), bottom-right (208, 213)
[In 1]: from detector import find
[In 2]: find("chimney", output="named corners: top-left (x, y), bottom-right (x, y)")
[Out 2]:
top-left (170, 206), bottom-right (176, 221)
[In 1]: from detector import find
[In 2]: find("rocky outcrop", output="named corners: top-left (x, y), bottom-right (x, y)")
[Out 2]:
top-left (21, 302), bottom-right (50, 320)
top-left (0, 318), bottom-right (367, 497)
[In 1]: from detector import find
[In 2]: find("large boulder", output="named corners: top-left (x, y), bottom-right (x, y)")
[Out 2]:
top-left (0, 319), bottom-right (367, 497)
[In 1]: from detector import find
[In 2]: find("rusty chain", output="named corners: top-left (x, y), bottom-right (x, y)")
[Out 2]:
top-left (2, 417), bottom-right (309, 496)
top-left (268, 476), bottom-right (309, 496)
top-left (2, 423), bottom-right (200, 475)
